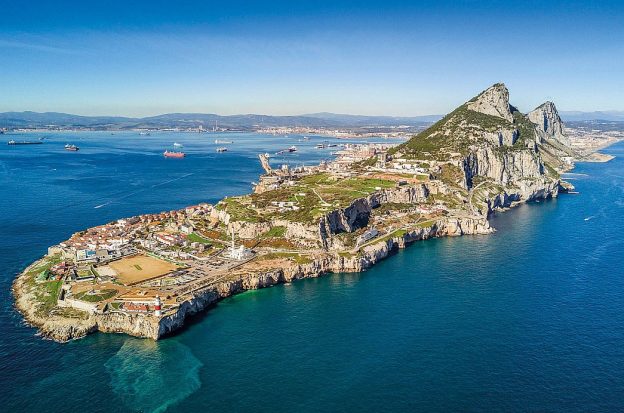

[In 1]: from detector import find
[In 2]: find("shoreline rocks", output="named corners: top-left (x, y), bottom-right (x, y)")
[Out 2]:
top-left (11, 212), bottom-right (497, 342)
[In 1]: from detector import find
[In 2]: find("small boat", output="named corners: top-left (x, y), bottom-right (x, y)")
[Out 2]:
top-left (8, 140), bottom-right (42, 145)
top-left (164, 150), bottom-right (185, 158)
top-left (64, 144), bottom-right (79, 151)
top-left (139, 131), bottom-right (151, 136)
top-left (173, 142), bottom-right (183, 148)
top-left (316, 143), bottom-right (326, 149)
top-left (215, 139), bottom-right (233, 144)
top-left (216, 147), bottom-right (228, 153)
top-left (288, 146), bottom-right (297, 152)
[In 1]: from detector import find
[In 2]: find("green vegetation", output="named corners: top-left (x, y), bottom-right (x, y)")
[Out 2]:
top-left (394, 102), bottom-right (542, 162)
top-left (257, 252), bottom-right (313, 265)
top-left (263, 226), bottom-right (286, 238)
top-left (373, 202), bottom-right (415, 215)
top-left (76, 267), bottom-right (94, 277)
top-left (543, 162), bottom-right (560, 178)
top-left (250, 173), bottom-right (395, 223)
top-left (428, 192), bottom-right (464, 209)
top-left (371, 229), bottom-right (407, 245)
top-left (187, 232), bottom-right (213, 245)
top-left (34, 280), bottom-right (62, 316)
top-left (511, 110), bottom-right (536, 146)
top-left (337, 251), bottom-right (358, 258)
top-left (218, 197), bottom-right (264, 223)
top-left (394, 104), bottom-right (516, 159)
top-left (24, 255), bottom-right (62, 285)
top-left (437, 164), bottom-right (465, 187)
top-left (415, 220), bottom-right (435, 228)
top-left (53, 307), bottom-right (90, 319)
top-left (74, 289), bottom-right (118, 303)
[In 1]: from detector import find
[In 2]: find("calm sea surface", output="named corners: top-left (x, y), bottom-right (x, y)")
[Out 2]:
top-left (1, 132), bottom-right (623, 412)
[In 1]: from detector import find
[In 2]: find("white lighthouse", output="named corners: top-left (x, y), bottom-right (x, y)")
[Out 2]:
top-left (154, 296), bottom-right (162, 317)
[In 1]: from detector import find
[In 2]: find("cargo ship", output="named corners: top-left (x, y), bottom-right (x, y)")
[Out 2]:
top-left (64, 144), bottom-right (79, 151)
top-left (8, 140), bottom-right (43, 145)
top-left (276, 146), bottom-right (297, 155)
top-left (163, 150), bottom-right (185, 158)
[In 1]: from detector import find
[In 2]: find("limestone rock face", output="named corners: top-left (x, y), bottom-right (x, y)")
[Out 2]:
top-left (98, 312), bottom-right (161, 339)
top-left (467, 83), bottom-right (513, 122)
top-left (317, 185), bottom-right (430, 249)
top-left (484, 129), bottom-right (519, 147)
top-left (528, 101), bottom-right (570, 146)
top-left (463, 146), bottom-right (544, 186)
top-left (229, 221), bottom-right (271, 239)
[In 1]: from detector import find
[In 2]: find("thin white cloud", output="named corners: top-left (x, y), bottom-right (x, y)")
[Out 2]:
top-left (0, 38), bottom-right (81, 55)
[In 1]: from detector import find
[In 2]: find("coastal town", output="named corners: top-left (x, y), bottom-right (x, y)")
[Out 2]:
top-left (18, 140), bottom-right (447, 333)
top-left (13, 84), bottom-right (620, 342)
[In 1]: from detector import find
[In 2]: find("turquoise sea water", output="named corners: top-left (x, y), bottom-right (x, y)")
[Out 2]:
top-left (1, 132), bottom-right (623, 412)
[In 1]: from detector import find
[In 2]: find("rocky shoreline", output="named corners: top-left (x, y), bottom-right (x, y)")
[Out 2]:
top-left (13, 82), bottom-right (597, 343)
top-left (13, 205), bottom-right (532, 342)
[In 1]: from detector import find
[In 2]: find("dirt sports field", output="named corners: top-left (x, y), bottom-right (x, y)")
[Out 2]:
top-left (108, 255), bottom-right (177, 285)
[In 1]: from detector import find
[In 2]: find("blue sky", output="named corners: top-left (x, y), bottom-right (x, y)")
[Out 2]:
top-left (1, 0), bottom-right (623, 116)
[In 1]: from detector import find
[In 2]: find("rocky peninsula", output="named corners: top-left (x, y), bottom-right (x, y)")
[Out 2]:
top-left (13, 84), bottom-right (596, 342)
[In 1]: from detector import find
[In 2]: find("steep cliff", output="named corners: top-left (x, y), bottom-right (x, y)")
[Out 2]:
top-left (462, 146), bottom-right (544, 186)
top-left (396, 82), bottom-right (570, 215)
top-left (527, 101), bottom-right (576, 170)
top-left (467, 83), bottom-right (514, 122)
top-left (528, 101), bottom-right (569, 147)
top-left (151, 215), bottom-right (492, 340)
top-left (13, 82), bottom-right (580, 343)
top-left (317, 184), bottom-right (429, 249)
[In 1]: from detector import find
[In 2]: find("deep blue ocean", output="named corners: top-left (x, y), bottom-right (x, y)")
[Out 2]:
top-left (1, 132), bottom-right (623, 412)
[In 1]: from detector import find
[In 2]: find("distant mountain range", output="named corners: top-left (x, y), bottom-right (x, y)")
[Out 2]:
top-left (2, 110), bottom-right (622, 130)
top-left (559, 111), bottom-right (624, 122)
top-left (0, 111), bottom-right (442, 130)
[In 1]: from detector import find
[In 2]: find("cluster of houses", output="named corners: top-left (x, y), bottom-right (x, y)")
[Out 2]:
top-left (49, 203), bottom-right (217, 266)
top-left (373, 153), bottom-right (430, 175)
top-left (269, 200), bottom-right (301, 212)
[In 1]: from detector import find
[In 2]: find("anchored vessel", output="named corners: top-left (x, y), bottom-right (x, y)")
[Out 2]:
top-left (64, 144), bottom-right (79, 151)
top-left (276, 145), bottom-right (297, 154)
top-left (163, 150), bottom-right (185, 158)
top-left (8, 140), bottom-right (43, 145)
top-left (12, 83), bottom-right (589, 343)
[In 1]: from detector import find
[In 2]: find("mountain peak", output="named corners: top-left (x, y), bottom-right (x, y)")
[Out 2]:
top-left (467, 83), bottom-right (513, 122)
top-left (528, 101), bottom-right (569, 146)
